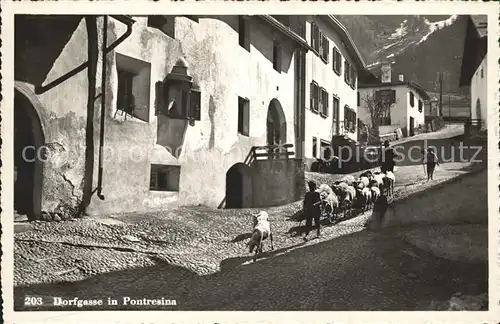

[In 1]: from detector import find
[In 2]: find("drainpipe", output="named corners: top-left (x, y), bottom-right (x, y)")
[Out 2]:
top-left (92, 15), bottom-right (135, 200)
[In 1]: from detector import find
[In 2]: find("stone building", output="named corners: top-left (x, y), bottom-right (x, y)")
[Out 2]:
top-left (459, 15), bottom-right (488, 131)
top-left (357, 63), bottom-right (430, 139)
top-left (14, 15), bottom-right (312, 219)
top-left (302, 15), bottom-right (366, 169)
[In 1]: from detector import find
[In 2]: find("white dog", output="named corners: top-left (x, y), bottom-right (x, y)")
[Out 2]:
top-left (247, 211), bottom-right (274, 261)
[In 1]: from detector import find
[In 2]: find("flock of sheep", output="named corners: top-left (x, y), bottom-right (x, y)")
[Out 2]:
top-left (316, 170), bottom-right (396, 223)
top-left (246, 170), bottom-right (397, 262)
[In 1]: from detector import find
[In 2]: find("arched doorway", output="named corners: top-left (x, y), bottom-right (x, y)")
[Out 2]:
top-left (266, 99), bottom-right (287, 147)
top-left (14, 89), bottom-right (45, 220)
top-left (225, 163), bottom-right (252, 209)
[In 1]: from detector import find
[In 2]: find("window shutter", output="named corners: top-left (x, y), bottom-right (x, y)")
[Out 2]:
top-left (155, 81), bottom-right (165, 116)
top-left (318, 31), bottom-right (323, 56)
top-left (189, 88), bottom-right (201, 120)
top-left (310, 82), bottom-right (314, 111)
top-left (338, 52), bottom-right (342, 75)
top-left (325, 91), bottom-right (329, 116)
top-left (318, 87), bottom-right (324, 114)
top-left (323, 37), bottom-right (329, 62)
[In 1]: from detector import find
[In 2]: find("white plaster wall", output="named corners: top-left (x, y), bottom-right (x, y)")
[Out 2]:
top-left (358, 84), bottom-right (425, 135)
top-left (470, 55), bottom-right (488, 130)
top-left (303, 16), bottom-right (359, 160)
top-left (89, 15), bottom-right (298, 211)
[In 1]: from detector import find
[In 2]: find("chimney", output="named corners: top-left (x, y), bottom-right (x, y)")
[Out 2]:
top-left (380, 62), bottom-right (392, 83)
top-left (398, 74), bottom-right (404, 82)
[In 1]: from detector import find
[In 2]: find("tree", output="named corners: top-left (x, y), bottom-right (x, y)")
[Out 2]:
top-left (361, 90), bottom-right (393, 145)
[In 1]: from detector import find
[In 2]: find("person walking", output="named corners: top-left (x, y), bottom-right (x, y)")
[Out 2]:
top-left (380, 140), bottom-right (396, 173)
top-left (303, 181), bottom-right (322, 240)
top-left (423, 147), bottom-right (439, 181)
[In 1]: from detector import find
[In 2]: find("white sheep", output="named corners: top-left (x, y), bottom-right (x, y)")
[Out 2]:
top-left (247, 211), bottom-right (274, 262)
top-left (357, 176), bottom-right (370, 189)
top-left (370, 186), bottom-right (381, 205)
top-left (361, 187), bottom-right (372, 212)
top-left (318, 183), bottom-right (334, 195)
top-left (320, 191), bottom-right (339, 223)
top-left (384, 171), bottom-right (396, 196)
top-left (341, 185), bottom-right (357, 218)
top-left (341, 175), bottom-right (355, 185)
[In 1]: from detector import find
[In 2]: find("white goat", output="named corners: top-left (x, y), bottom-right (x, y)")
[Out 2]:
top-left (384, 171), bottom-right (396, 196)
top-left (341, 175), bottom-right (356, 185)
top-left (320, 191), bottom-right (339, 223)
top-left (247, 211), bottom-right (274, 262)
top-left (341, 185), bottom-right (357, 218)
top-left (357, 176), bottom-right (370, 189)
top-left (370, 186), bottom-right (381, 205)
top-left (318, 183), bottom-right (334, 195)
top-left (360, 187), bottom-right (372, 211)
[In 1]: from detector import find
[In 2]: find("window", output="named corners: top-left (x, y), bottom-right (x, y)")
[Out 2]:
top-left (350, 65), bottom-right (357, 89)
top-left (320, 88), bottom-right (329, 117)
top-left (344, 105), bottom-right (356, 133)
top-left (332, 96), bottom-right (340, 135)
top-left (344, 60), bottom-right (350, 85)
top-left (273, 42), bottom-right (282, 72)
top-left (310, 81), bottom-right (320, 113)
top-left (147, 16), bottom-right (175, 39)
top-left (239, 16), bottom-right (250, 51)
top-left (320, 140), bottom-right (331, 160)
top-left (310, 22), bottom-right (320, 53)
top-left (320, 33), bottom-right (329, 63)
top-left (238, 96), bottom-right (250, 136)
top-left (332, 47), bottom-right (342, 75)
top-left (116, 53), bottom-right (151, 122)
top-left (312, 137), bottom-right (317, 158)
top-left (409, 91), bottom-right (415, 107)
top-left (481, 67), bottom-right (484, 78)
top-left (418, 100), bottom-right (423, 113)
top-left (150, 164), bottom-right (181, 191)
top-left (357, 92), bottom-right (360, 106)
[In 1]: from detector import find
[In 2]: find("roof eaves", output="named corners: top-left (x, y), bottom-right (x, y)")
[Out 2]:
top-left (327, 15), bottom-right (366, 69)
top-left (259, 15), bottom-right (313, 52)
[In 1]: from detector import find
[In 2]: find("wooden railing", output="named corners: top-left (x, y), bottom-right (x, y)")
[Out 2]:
top-left (217, 143), bottom-right (295, 209)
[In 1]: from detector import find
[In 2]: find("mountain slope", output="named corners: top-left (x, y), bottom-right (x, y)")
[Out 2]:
top-left (336, 15), bottom-right (469, 95)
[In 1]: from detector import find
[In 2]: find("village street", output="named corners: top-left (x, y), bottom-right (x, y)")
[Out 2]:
top-left (13, 125), bottom-right (488, 311)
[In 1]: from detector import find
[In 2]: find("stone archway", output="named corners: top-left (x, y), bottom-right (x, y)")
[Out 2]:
top-left (14, 88), bottom-right (45, 220)
top-left (225, 163), bottom-right (253, 209)
top-left (266, 99), bottom-right (287, 148)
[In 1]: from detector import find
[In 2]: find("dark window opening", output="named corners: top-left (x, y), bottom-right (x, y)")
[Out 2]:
top-left (273, 42), bottom-right (282, 72)
top-left (333, 47), bottom-right (342, 75)
top-left (239, 16), bottom-right (250, 51)
top-left (320, 140), bottom-right (331, 160)
top-left (418, 100), bottom-right (423, 113)
top-left (332, 96), bottom-right (340, 135)
top-left (320, 88), bottom-right (329, 117)
top-left (320, 33), bottom-right (329, 63)
top-left (311, 22), bottom-right (320, 53)
top-left (312, 137), bottom-right (317, 158)
top-left (310, 81), bottom-right (319, 113)
top-left (147, 16), bottom-right (175, 39)
top-left (409, 91), bottom-right (415, 107)
top-left (238, 96), bottom-right (250, 136)
top-left (344, 105), bottom-right (357, 133)
top-left (150, 164), bottom-right (181, 192)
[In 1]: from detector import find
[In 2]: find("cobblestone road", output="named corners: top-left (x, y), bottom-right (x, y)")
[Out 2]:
top-left (13, 159), bottom-right (487, 311)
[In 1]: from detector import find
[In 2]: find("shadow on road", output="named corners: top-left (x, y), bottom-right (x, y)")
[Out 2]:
top-left (14, 226), bottom-right (488, 311)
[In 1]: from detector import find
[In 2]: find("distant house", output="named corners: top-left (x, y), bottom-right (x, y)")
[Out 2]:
top-left (357, 63), bottom-right (430, 139)
top-left (302, 15), bottom-right (366, 169)
top-left (459, 15), bottom-right (487, 131)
